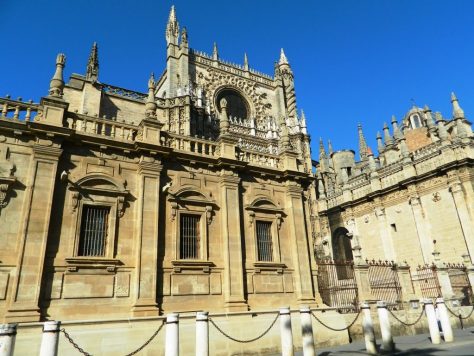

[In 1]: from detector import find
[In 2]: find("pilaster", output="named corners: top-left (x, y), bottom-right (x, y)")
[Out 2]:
top-left (132, 158), bottom-right (163, 316)
top-left (374, 206), bottom-right (396, 261)
top-left (5, 144), bottom-right (62, 322)
top-left (448, 177), bottom-right (474, 260)
top-left (285, 181), bottom-right (316, 306)
top-left (353, 262), bottom-right (373, 302)
top-left (408, 195), bottom-right (433, 263)
top-left (219, 169), bottom-right (247, 311)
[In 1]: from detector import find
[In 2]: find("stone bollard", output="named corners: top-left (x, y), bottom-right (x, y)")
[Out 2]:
top-left (376, 301), bottom-right (394, 352)
top-left (299, 306), bottom-right (315, 356)
top-left (435, 298), bottom-right (453, 342)
top-left (361, 303), bottom-right (377, 355)
top-left (279, 307), bottom-right (294, 356)
top-left (165, 313), bottom-right (179, 356)
top-left (195, 311), bottom-right (209, 356)
top-left (39, 321), bottom-right (61, 356)
top-left (423, 299), bottom-right (441, 344)
top-left (0, 323), bottom-right (17, 356)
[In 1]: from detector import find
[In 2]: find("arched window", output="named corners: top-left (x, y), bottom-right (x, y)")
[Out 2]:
top-left (332, 227), bottom-right (353, 262)
top-left (216, 88), bottom-right (249, 121)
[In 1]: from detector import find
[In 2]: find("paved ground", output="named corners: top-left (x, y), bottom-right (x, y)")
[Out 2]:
top-left (307, 327), bottom-right (474, 355)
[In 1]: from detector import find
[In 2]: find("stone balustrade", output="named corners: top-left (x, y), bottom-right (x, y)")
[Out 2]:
top-left (0, 97), bottom-right (39, 122)
top-left (66, 115), bottom-right (138, 142)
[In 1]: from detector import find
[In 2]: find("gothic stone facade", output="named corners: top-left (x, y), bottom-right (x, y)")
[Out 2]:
top-left (0, 7), bottom-right (318, 323)
top-left (1, 7), bottom-right (474, 325)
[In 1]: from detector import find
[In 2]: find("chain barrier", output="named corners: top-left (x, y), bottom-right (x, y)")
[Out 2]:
top-left (310, 309), bottom-right (362, 331)
top-left (387, 306), bottom-right (425, 327)
top-left (209, 313), bottom-right (279, 343)
top-left (61, 319), bottom-right (165, 356)
top-left (445, 304), bottom-right (474, 320)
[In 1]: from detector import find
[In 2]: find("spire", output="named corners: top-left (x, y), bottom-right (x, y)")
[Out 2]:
top-left (367, 146), bottom-right (377, 172)
top-left (212, 42), bottom-right (219, 60)
top-left (279, 48), bottom-right (289, 65)
top-left (391, 115), bottom-right (402, 140)
top-left (166, 5), bottom-right (179, 45)
top-left (145, 73), bottom-right (157, 119)
top-left (423, 105), bottom-right (436, 131)
top-left (383, 122), bottom-right (393, 146)
top-left (49, 53), bottom-right (66, 97)
top-left (300, 110), bottom-right (307, 134)
top-left (85, 42), bottom-right (99, 82)
top-left (328, 139), bottom-right (334, 155)
top-left (376, 131), bottom-right (384, 153)
top-left (358, 123), bottom-right (368, 161)
top-left (451, 92), bottom-right (465, 119)
top-left (243, 53), bottom-right (249, 71)
top-left (279, 116), bottom-right (291, 150)
top-left (319, 137), bottom-right (326, 159)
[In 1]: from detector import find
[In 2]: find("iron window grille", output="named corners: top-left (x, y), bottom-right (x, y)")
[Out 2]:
top-left (78, 205), bottom-right (110, 257)
top-left (180, 214), bottom-right (201, 259)
top-left (256, 221), bottom-right (273, 262)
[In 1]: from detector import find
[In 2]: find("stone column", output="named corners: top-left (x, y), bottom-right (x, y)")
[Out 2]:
top-left (449, 180), bottom-right (474, 259)
top-left (435, 298), bottom-right (453, 342)
top-left (353, 263), bottom-right (372, 302)
top-left (376, 301), bottom-right (394, 352)
top-left (0, 323), bottom-right (17, 356)
top-left (195, 312), bottom-right (209, 356)
top-left (285, 182), bottom-right (316, 304)
top-left (423, 299), bottom-right (441, 344)
top-left (299, 306), bottom-right (315, 356)
top-left (6, 144), bottom-right (62, 322)
top-left (374, 207), bottom-right (397, 261)
top-left (165, 313), bottom-right (179, 356)
top-left (361, 302), bottom-right (377, 355)
top-left (396, 262), bottom-right (416, 303)
top-left (132, 158), bottom-right (162, 316)
top-left (279, 307), bottom-right (294, 356)
top-left (39, 321), bottom-right (61, 356)
top-left (220, 170), bottom-right (247, 311)
top-left (409, 196), bottom-right (433, 264)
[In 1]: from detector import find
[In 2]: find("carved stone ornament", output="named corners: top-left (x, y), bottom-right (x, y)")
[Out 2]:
top-left (0, 162), bottom-right (16, 209)
top-left (432, 192), bottom-right (441, 202)
top-left (205, 205), bottom-right (213, 225)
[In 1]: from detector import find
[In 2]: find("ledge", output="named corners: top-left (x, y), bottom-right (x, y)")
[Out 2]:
top-left (253, 261), bottom-right (286, 273)
top-left (65, 257), bottom-right (122, 272)
top-left (171, 260), bottom-right (215, 273)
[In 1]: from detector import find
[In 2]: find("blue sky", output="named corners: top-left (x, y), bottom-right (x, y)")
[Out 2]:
top-left (2, 0), bottom-right (473, 158)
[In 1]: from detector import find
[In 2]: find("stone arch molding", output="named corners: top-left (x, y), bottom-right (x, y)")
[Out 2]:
top-left (198, 68), bottom-right (272, 122)
top-left (245, 195), bottom-right (285, 229)
top-left (68, 173), bottom-right (129, 217)
top-left (167, 185), bottom-right (217, 224)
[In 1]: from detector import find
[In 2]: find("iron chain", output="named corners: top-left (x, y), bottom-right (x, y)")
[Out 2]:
top-left (209, 313), bottom-right (279, 343)
top-left (387, 306), bottom-right (425, 327)
top-left (311, 309), bottom-right (361, 331)
top-left (61, 319), bottom-right (165, 356)
top-left (61, 328), bottom-right (92, 356)
top-left (445, 304), bottom-right (474, 320)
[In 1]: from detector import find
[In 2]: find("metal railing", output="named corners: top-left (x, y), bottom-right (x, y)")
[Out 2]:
top-left (316, 259), bottom-right (359, 313)
top-left (411, 264), bottom-right (442, 299)
top-left (447, 263), bottom-right (473, 306)
top-left (367, 260), bottom-right (403, 310)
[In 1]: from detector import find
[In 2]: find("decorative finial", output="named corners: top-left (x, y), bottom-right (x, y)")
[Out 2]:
top-left (279, 48), bottom-right (289, 65)
top-left (243, 52), bottom-right (249, 71)
top-left (49, 53), bottom-right (66, 97)
top-left (383, 122), bottom-right (393, 145)
top-left (451, 92), bottom-right (465, 119)
top-left (145, 73), bottom-right (157, 119)
top-left (376, 131), bottom-right (384, 152)
top-left (86, 42), bottom-right (99, 82)
top-left (219, 98), bottom-right (229, 134)
top-left (391, 115), bottom-right (402, 140)
top-left (358, 123), bottom-right (368, 161)
top-left (213, 42), bottom-right (219, 60)
top-left (181, 27), bottom-right (188, 48)
top-left (300, 110), bottom-right (307, 134)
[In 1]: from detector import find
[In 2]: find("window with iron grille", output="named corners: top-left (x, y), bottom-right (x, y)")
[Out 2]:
top-left (256, 221), bottom-right (273, 262)
top-left (78, 205), bottom-right (110, 256)
top-left (180, 214), bottom-right (200, 259)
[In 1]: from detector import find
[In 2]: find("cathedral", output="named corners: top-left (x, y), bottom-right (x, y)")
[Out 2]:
top-left (0, 5), bottom-right (473, 329)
